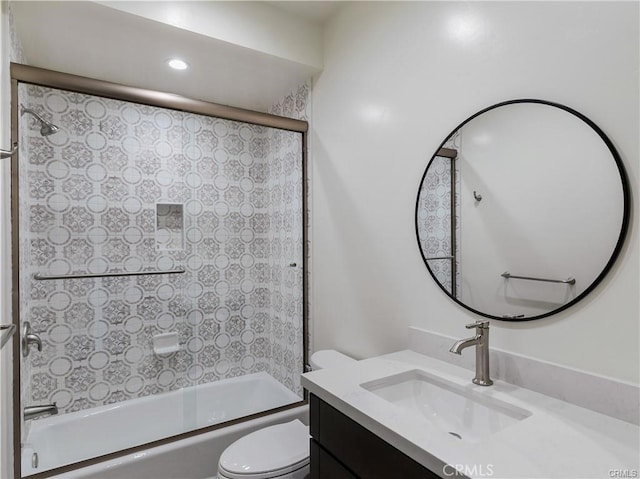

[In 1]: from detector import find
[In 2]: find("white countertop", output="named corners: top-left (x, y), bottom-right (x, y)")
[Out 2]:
top-left (301, 350), bottom-right (640, 479)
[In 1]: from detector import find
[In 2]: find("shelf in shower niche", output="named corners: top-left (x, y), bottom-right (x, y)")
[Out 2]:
top-left (33, 269), bottom-right (186, 280)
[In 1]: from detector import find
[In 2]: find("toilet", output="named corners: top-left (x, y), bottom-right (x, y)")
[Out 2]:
top-left (217, 350), bottom-right (355, 479)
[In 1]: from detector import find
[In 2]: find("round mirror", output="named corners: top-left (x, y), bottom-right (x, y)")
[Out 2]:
top-left (415, 100), bottom-right (630, 321)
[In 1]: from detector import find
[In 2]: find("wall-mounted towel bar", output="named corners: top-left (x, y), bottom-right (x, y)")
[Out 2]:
top-left (425, 256), bottom-right (454, 261)
top-left (34, 269), bottom-right (186, 281)
top-left (501, 271), bottom-right (576, 285)
top-left (0, 142), bottom-right (17, 159)
top-left (0, 325), bottom-right (16, 350)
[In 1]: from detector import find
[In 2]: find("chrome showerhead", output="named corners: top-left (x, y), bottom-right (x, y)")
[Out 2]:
top-left (20, 106), bottom-right (59, 136)
top-left (39, 122), bottom-right (59, 137)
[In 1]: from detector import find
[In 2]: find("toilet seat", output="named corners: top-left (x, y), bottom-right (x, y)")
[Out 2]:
top-left (218, 420), bottom-right (309, 479)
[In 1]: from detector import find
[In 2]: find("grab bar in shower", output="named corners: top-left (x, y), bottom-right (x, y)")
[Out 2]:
top-left (425, 255), bottom-right (454, 261)
top-left (0, 325), bottom-right (16, 350)
top-left (501, 271), bottom-right (576, 285)
top-left (34, 269), bottom-right (186, 281)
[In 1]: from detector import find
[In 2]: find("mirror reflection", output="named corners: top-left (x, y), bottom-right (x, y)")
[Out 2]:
top-left (416, 101), bottom-right (629, 320)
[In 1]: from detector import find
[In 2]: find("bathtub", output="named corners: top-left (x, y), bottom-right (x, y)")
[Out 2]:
top-left (22, 372), bottom-right (305, 477)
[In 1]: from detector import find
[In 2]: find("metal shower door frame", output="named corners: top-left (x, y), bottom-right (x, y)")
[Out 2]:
top-left (10, 63), bottom-right (310, 479)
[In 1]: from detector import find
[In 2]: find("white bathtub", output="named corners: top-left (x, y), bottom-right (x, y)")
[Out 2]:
top-left (22, 372), bottom-right (305, 477)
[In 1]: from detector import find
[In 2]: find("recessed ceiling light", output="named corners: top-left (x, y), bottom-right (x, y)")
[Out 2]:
top-left (167, 59), bottom-right (189, 70)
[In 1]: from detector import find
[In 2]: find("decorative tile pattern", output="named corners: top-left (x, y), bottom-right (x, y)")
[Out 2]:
top-left (269, 81), bottom-right (310, 392)
top-left (19, 82), bottom-right (308, 415)
top-left (417, 134), bottom-right (461, 296)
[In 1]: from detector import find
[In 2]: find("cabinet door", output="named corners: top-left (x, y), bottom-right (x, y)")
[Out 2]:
top-left (310, 440), bottom-right (357, 479)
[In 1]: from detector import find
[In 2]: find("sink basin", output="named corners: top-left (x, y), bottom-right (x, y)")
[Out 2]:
top-left (361, 369), bottom-right (531, 442)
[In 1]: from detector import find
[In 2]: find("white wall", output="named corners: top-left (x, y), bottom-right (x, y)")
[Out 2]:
top-left (0, 2), bottom-right (13, 477)
top-left (311, 1), bottom-right (639, 383)
top-left (456, 103), bottom-right (624, 318)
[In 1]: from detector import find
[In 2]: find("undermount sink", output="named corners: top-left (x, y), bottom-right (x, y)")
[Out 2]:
top-left (360, 369), bottom-right (531, 442)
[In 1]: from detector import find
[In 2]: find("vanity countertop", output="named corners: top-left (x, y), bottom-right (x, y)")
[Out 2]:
top-left (301, 350), bottom-right (640, 479)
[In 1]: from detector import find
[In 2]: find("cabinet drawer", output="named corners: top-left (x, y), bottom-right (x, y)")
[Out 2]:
top-left (310, 394), bottom-right (439, 479)
top-left (310, 439), bottom-right (357, 479)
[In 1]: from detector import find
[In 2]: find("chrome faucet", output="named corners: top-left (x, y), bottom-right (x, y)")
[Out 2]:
top-left (450, 320), bottom-right (493, 386)
top-left (24, 403), bottom-right (58, 421)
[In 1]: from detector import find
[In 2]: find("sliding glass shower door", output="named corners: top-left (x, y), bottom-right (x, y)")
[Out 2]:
top-left (417, 151), bottom-right (459, 297)
top-left (15, 78), bottom-right (305, 476)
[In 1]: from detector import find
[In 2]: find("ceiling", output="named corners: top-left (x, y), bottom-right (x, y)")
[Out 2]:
top-left (268, 1), bottom-right (341, 24)
top-left (11, 1), bottom-right (334, 112)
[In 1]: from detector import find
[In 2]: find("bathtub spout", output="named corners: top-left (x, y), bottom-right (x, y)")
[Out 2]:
top-left (24, 403), bottom-right (58, 421)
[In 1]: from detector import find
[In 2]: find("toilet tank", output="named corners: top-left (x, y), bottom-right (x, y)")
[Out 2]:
top-left (309, 350), bottom-right (355, 370)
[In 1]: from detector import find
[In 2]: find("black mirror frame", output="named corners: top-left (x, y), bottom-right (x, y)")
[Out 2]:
top-left (415, 99), bottom-right (631, 321)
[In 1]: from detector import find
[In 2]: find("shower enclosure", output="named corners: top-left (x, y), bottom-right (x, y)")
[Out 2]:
top-left (416, 144), bottom-right (460, 297)
top-left (10, 64), bottom-right (307, 477)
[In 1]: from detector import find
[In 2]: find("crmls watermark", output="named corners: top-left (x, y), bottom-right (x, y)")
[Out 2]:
top-left (443, 464), bottom-right (494, 477)
top-left (609, 469), bottom-right (638, 478)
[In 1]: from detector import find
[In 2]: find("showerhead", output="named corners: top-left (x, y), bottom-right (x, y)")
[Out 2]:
top-left (20, 106), bottom-right (59, 136)
top-left (39, 122), bottom-right (59, 137)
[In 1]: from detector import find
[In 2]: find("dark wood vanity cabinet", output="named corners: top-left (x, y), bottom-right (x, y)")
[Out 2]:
top-left (309, 394), bottom-right (441, 479)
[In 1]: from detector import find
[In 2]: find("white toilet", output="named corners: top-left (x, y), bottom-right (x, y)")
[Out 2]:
top-left (217, 350), bottom-right (355, 479)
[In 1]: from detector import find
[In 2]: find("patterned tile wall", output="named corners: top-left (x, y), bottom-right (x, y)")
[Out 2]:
top-left (417, 134), bottom-right (460, 295)
top-left (19, 83), bottom-right (305, 415)
top-left (269, 81), bottom-right (311, 394)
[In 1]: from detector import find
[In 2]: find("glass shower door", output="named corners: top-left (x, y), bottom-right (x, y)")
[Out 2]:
top-left (417, 151), bottom-right (458, 297)
top-left (17, 83), bottom-right (198, 474)
top-left (16, 77), bottom-right (306, 477)
top-left (183, 115), bottom-right (305, 430)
